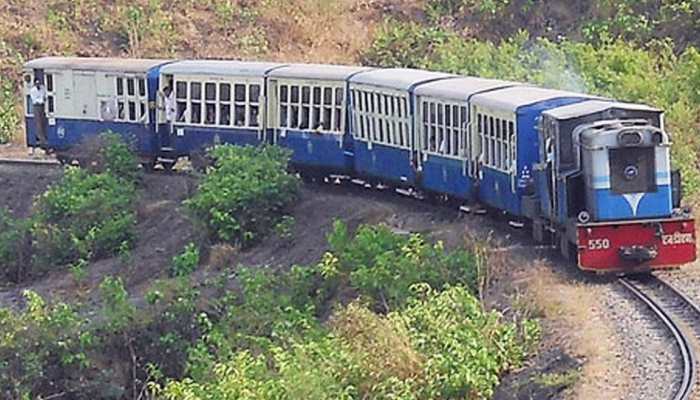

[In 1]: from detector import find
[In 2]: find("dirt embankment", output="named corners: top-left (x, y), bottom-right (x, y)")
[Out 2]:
top-left (0, 161), bottom-right (638, 399)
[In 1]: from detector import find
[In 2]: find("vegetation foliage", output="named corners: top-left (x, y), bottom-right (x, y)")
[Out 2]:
top-left (186, 145), bottom-right (300, 247)
top-left (0, 133), bottom-right (139, 281)
top-left (0, 222), bottom-right (539, 399)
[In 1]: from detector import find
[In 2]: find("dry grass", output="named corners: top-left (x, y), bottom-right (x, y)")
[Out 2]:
top-left (207, 243), bottom-right (240, 270)
top-left (524, 260), bottom-right (627, 400)
top-left (330, 301), bottom-right (424, 389)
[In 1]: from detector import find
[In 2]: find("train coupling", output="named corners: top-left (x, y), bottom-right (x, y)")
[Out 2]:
top-left (619, 245), bottom-right (658, 263)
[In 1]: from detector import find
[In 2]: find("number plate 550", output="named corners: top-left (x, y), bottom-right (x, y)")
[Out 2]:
top-left (587, 238), bottom-right (610, 250)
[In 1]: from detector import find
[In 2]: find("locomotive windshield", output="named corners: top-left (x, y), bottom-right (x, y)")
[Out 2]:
top-left (609, 146), bottom-right (656, 194)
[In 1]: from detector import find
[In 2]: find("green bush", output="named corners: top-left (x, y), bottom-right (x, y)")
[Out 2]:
top-left (32, 167), bottom-right (137, 267)
top-left (0, 208), bottom-right (31, 281)
top-left (0, 290), bottom-right (94, 399)
top-left (170, 242), bottom-right (200, 277)
top-left (186, 145), bottom-right (300, 247)
top-left (99, 132), bottom-right (141, 184)
top-left (326, 221), bottom-right (477, 312)
top-left (0, 77), bottom-right (18, 144)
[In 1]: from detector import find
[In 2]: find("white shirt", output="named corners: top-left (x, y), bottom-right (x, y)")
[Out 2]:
top-left (164, 91), bottom-right (175, 122)
top-left (30, 86), bottom-right (46, 105)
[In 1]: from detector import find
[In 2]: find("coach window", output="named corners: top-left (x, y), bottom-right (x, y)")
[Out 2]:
top-left (366, 91), bottom-right (372, 139)
top-left (204, 82), bottom-right (216, 125)
top-left (377, 94), bottom-right (385, 142)
top-left (45, 74), bottom-right (55, 114)
top-left (508, 121), bottom-right (515, 170)
top-left (460, 107), bottom-right (467, 156)
top-left (116, 78), bottom-right (125, 119)
top-left (44, 73), bottom-right (56, 114)
top-left (234, 84), bottom-right (246, 126)
top-left (312, 87), bottom-right (322, 130)
top-left (190, 82), bottom-right (202, 124)
top-left (219, 83), bottom-right (231, 126)
top-left (400, 98), bottom-right (408, 147)
top-left (388, 97), bottom-right (397, 144)
top-left (335, 88), bottom-right (343, 132)
top-left (300, 86), bottom-right (310, 129)
top-left (321, 87), bottom-right (332, 131)
top-left (176, 81), bottom-right (188, 122)
top-left (249, 84), bottom-right (261, 127)
top-left (279, 85), bottom-right (289, 128)
top-left (291, 85), bottom-right (300, 128)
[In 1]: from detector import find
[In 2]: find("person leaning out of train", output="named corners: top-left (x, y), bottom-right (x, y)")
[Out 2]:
top-left (160, 85), bottom-right (176, 133)
top-left (29, 78), bottom-right (49, 151)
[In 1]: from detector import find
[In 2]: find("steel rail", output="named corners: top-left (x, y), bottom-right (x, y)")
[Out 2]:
top-left (0, 157), bottom-right (60, 166)
top-left (620, 276), bottom-right (696, 400)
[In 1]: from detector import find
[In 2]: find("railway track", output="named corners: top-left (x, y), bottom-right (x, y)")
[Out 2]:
top-left (620, 275), bottom-right (700, 400)
top-left (0, 157), bottom-right (60, 166)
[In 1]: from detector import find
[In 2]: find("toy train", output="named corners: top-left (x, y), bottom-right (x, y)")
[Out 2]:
top-left (21, 57), bottom-right (696, 273)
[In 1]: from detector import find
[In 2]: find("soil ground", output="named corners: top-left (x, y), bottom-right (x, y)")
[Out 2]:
top-left (0, 156), bottom-right (631, 399)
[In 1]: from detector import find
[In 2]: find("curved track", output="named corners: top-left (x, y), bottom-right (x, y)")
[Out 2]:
top-left (0, 157), bottom-right (59, 166)
top-left (620, 275), bottom-right (700, 400)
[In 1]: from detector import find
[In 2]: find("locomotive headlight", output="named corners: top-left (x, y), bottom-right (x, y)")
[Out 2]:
top-left (618, 130), bottom-right (643, 147)
top-left (624, 165), bottom-right (639, 180)
top-left (652, 131), bottom-right (663, 145)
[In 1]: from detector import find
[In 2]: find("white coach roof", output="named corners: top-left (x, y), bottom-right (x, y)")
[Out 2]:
top-left (161, 60), bottom-right (287, 77)
top-left (25, 57), bottom-right (170, 73)
top-left (414, 77), bottom-right (518, 101)
top-left (471, 86), bottom-right (597, 112)
top-left (349, 68), bottom-right (456, 91)
top-left (543, 100), bottom-right (659, 120)
top-left (269, 64), bottom-right (374, 81)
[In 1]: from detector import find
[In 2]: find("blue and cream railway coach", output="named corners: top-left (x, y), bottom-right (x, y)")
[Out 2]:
top-left (267, 64), bottom-right (372, 176)
top-left (23, 57), bottom-right (170, 160)
top-left (156, 60), bottom-right (285, 164)
top-left (412, 77), bottom-right (514, 200)
top-left (348, 68), bottom-right (454, 186)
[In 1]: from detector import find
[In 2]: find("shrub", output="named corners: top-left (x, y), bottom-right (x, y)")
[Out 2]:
top-left (0, 290), bottom-right (94, 398)
top-left (0, 208), bottom-right (32, 282)
top-left (326, 221), bottom-right (478, 312)
top-left (99, 132), bottom-right (141, 184)
top-left (170, 242), bottom-right (200, 277)
top-left (186, 145), bottom-right (300, 247)
top-left (0, 77), bottom-right (18, 144)
top-left (32, 167), bottom-right (137, 267)
top-left (394, 284), bottom-right (534, 399)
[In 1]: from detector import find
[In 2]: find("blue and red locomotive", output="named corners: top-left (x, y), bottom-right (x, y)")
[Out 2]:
top-left (21, 57), bottom-right (696, 273)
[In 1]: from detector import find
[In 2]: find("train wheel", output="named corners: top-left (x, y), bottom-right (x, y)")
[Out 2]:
top-left (141, 160), bottom-right (156, 172)
top-left (559, 232), bottom-right (578, 264)
top-left (161, 160), bottom-right (176, 172)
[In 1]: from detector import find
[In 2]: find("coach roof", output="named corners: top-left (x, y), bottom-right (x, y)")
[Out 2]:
top-left (471, 86), bottom-right (598, 112)
top-left (160, 60), bottom-right (286, 77)
top-left (25, 57), bottom-right (170, 73)
top-left (543, 100), bottom-right (659, 120)
top-left (349, 68), bottom-right (456, 91)
top-left (269, 64), bottom-right (374, 81)
top-left (414, 77), bottom-right (517, 101)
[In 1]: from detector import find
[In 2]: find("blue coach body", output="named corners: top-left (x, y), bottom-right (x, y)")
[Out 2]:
top-left (267, 64), bottom-right (372, 174)
top-left (156, 60), bottom-right (286, 161)
top-left (348, 68), bottom-right (455, 185)
top-left (413, 77), bottom-right (515, 200)
top-left (23, 57), bottom-right (171, 160)
top-left (470, 86), bottom-right (595, 215)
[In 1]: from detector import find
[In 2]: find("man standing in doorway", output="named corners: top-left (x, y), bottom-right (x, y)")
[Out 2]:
top-left (163, 84), bottom-right (175, 133)
top-left (30, 78), bottom-right (48, 149)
